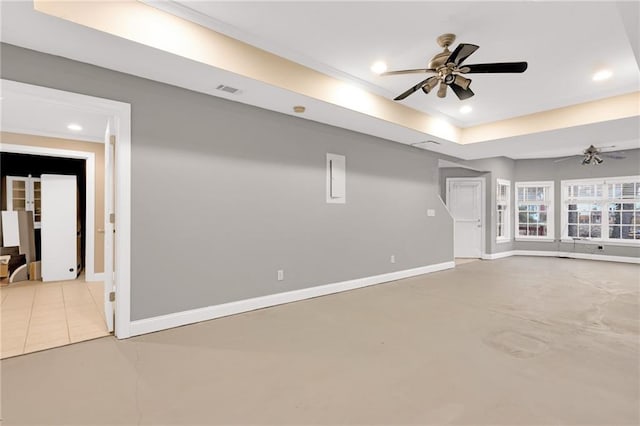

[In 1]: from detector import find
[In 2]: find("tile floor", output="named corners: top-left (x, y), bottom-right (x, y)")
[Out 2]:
top-left (0, 276), bottom-right (109, 359)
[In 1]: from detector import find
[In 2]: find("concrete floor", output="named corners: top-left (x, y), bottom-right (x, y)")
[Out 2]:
top-left (1, 257), bottom-right (638, 425)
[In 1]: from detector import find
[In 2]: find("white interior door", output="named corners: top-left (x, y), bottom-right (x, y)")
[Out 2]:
top-left (41, 174), bottom-right (77, 281)
top-left (447, 179), bottom-right (483, 258)
top-left (103, 121), bottom-right (115, 332)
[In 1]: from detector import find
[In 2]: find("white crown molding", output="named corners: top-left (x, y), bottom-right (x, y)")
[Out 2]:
top-left (142, 1), bottom-right (393, 97)
top-left (140, 0), bottom-right (457, 125)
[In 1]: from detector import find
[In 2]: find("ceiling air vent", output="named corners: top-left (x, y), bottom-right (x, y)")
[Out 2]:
top-left (216, 84), bottom-right (240, 94)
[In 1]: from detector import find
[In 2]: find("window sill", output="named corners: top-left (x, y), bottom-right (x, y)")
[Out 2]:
top-left (561, 238), bottom-right (640, 247)
top-left (496, 239), bottom-right (512, 244)
top-left (515, 238), bottom-right (555, 243)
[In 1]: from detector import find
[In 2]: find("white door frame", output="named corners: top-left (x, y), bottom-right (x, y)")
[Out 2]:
top-left (1, 79), bottom-right (132, 339)
top-left (446, 177), bottom-right (486, 258)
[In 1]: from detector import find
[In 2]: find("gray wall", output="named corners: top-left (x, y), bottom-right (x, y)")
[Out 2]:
top-left (1, 44), bottom-right (454, 321)
top-left (513, 149), bottom-right (640, 258)
top-left (438, 150), bottom-right (640, 259)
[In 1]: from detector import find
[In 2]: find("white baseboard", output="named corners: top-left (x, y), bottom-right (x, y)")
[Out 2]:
top-left (551, 252), bottom-right (640, 264)
top-left (483, 250), bottom-right (639, 264)
top-left (512, 250), bottom-right (554, 257)
top-left (128, 261), bottom-right (455, 337)
top-left (482, 251), bottom-right (515, 260)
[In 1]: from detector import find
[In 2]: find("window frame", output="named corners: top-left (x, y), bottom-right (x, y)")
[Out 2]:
top-left (496, 179), bottom-right (511, 243)
top-left (515, 181), bottom-right (555, 242)
top-left (561, 176), bottom-right (640, 246)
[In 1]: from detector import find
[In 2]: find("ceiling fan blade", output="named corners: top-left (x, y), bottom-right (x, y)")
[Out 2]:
top-left (446, 43), bottom-right (479, 66)
top-left (381, 68), bottom-right (436, 76)
top-left (460, 62), bottom-right (528, 73)
top-left (437, 81), bottom-right (447, 98)
top-left (604, 153), bottom-right (626, 159)
top-left (449, 81), bottom-right (475, 100)
top-left (394, 76), bottom-right (438, 101)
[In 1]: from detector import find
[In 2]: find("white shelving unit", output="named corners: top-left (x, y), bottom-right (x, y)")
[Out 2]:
top-left (4, 175), bottom-right (41, 228)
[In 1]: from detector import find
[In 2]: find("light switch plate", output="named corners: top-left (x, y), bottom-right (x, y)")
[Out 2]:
top-left (427, 209), bottom-right (436, 217)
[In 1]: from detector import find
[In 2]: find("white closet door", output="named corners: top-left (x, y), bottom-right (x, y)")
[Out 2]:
top-left (41, 174), bottom-right (77, 282)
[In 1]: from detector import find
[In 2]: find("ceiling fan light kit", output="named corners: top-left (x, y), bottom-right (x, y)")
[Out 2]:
top-left (555, 145), bottom-right (625, 165)
top-left (382, 33), bottom-right (528, 101)
top-left (582, 154), bottom-right (604, 165)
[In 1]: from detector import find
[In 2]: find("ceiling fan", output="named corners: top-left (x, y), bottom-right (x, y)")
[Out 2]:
top-left (554, 145), bottom-right (626, 165)
top-left (381, 33), bottom-right (528, 101)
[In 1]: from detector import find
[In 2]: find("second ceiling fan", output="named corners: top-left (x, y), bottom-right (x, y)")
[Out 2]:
top-left (381, 33), bottom-right (528, 101)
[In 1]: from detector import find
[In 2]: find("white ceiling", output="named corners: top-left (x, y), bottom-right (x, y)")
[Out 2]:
top-left (164, 1), bottom-right (640, 126)
top-left (1, 88), bottom-right (110, 143)
top-left (1, 1), bottom-right (638, 159)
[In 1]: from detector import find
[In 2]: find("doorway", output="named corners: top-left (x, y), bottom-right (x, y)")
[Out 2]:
top-left (0, 145), bottom-right (108, 357)
top-left (446, 177), bottom-right (485, 259)
top-left (0, 79), bottom-right (131, 352)
top-left (1, 152), bottom-right (88, 278)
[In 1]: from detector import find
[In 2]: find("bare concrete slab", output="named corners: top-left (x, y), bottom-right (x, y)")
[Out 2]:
top-left (1, 257), bottom-right (638, 425)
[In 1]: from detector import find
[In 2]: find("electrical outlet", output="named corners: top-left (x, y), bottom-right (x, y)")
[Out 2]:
top-left (277, 270), bottom-right (284, 281)
top-left (390, 255), bottom-right (396, 264)
top-left (597, 245), bottom-right (603, 250)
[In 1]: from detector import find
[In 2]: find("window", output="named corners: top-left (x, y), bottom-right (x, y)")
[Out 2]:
top-left (515, 181), bottom-right (554, 240)
top-left (562, 177), bottom-right (640, 243)
top-left (565, 182), bottom-right (603, 239)
top-left (496, 179), bottom-right (510, 242)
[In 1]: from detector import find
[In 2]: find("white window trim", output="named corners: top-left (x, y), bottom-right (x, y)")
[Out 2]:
top-left (515, 181), bottom-right (555, 242)
top-left (496, 178), bottom-right (511, 243)
top-left (560, 175), bottom-right (640, 246)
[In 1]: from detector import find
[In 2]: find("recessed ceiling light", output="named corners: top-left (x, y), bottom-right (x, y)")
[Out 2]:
top-left (370, 61), bottom-right (388, 75)
top-left (293, 105), bottom-right (306, 113)
top-left (592, 69), bottom-right (612, 81)
top-left (67, 123), bottom-right (83, 131)
top-left (460, 105), bottom-right (472, 114)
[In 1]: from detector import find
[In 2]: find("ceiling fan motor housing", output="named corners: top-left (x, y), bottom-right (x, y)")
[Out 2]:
top-left (428, 51), bottom-right (451, 69)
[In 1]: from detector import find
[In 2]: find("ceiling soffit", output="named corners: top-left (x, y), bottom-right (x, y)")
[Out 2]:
top-left (31, 1), bottom-right (640, 149)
